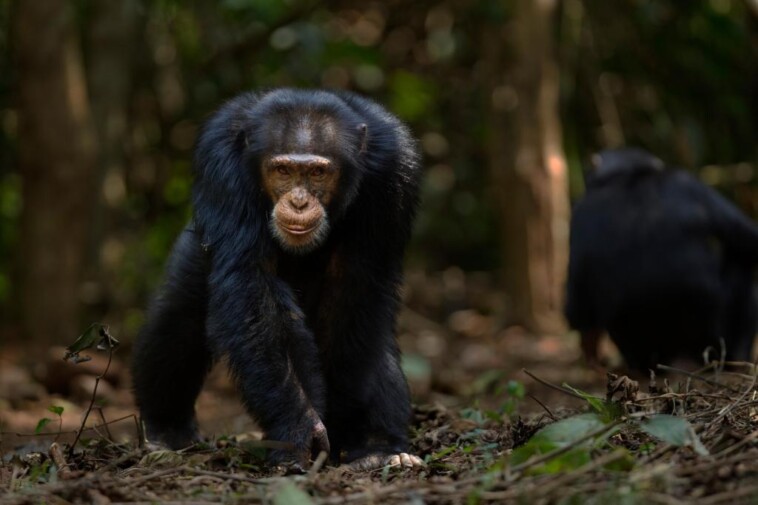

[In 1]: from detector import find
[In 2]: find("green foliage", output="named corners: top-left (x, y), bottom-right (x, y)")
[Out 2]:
top-left (0, 173), bottom-right (19, 305)
top-left (26, 460), bottom-right (52, 484)
top-left (563, 384), bottom-right (624, 423)
top-left (499, 380), bottom-right (525, 417)
top-left (388, 71), bottom-right (436, 122)
top-left (509, 413), bottom-right (632, 475)
top-left (64, 323), bottom-right (119, 364)
top-left (35, 405), bottom-right (64, 434)
top-left (47, 405), bottom-right (64, 416)
top-left (510, 413), bottom-right (606, 467)
top-left (34, 417), bottom-right (52, 434)
top-left (640, 414), bottom-right (708, 456)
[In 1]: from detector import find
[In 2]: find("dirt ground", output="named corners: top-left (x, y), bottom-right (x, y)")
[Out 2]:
top-left (1, 271), bottom-right (757, 504)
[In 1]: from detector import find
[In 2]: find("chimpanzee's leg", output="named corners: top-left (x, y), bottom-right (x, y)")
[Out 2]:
top-left (132, 229), bottom-right (212, 449)
top-left (319, 266), bottom-right (422, 469)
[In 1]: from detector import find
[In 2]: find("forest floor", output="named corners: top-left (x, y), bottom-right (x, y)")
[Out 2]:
top-left (1, 271), bottom-right (757, 504)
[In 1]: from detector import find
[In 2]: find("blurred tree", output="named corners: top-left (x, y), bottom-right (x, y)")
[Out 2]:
top-left (485, 0), bottom-right (569, 333)
top-left (0, 0), bottom-right (754, 341)
top-left (85, 0), bottom-right (139, 275)
top-left (13, 0), bottom-right (97, 344)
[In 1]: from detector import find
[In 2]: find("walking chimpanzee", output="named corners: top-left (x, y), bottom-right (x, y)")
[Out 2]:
top-left (566, 147), bottom-right (758, 371)
top-left (131, 89), bottom-right (424, 471)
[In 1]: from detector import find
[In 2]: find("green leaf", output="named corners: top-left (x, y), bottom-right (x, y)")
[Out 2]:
top-left (64, 323), bottom-right (120, 363)
top-left (532, 448), bottom-right (591, 475)
top-left (562, 384), bottom-right (624, 422)
top-left (428, 445), bottom-right (456, 462)
top-left (562, 384), bottom-right (606, 412)
top-left (47, 405), bottom-right (64, 416)
top-left (469, 369), bottom-right (504, 395)
top-left (506, 380), bottom-right (525, 400)
top-left (603, 449), bottom-right (635, 472)
top-left (532, 413), bottom-right (607, 446)
top-left (272, 482), bottom-right (314, 505)
top-left (510, 414), bottom-right (607, 467)
top-left (640, 415), bottom-right (709, 456)
top-left (35, 418), bottom-right (52, 434)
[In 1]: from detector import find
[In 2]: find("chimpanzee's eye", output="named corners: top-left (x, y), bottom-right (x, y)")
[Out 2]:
top-left (276, 165), bottom-right (289, 176)
top-left (311, 167), bottom-right (325, 178)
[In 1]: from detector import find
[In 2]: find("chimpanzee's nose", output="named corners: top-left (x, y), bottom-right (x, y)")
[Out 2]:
top-left (289, 188), bottom-right (309, 211)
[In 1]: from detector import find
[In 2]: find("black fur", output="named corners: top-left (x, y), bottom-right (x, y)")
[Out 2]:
top-left (566, 148), bottom-right (758, 370)
top-left (131, 89), bottom-right (422, 465)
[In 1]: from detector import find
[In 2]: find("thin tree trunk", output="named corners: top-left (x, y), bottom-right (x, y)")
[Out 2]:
top-left (14, 0), bottom-right (96, 344)
top-left (485, 0), bottom-right (569, 334)
top-left (86, 0), bottom-right (139, 291)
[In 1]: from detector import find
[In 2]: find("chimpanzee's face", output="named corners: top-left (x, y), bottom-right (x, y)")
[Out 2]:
top-left (259, 114), bottom-right (343, 254)
top-left (261, 151), bottom-right (340, 253)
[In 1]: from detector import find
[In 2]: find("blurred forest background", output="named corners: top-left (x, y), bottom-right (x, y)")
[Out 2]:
top-left (0, 0), bottom-right (756, 355)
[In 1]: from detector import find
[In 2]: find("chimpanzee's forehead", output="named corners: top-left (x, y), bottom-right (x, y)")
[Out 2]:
top-left (262, 109), bottom-right (344, 156)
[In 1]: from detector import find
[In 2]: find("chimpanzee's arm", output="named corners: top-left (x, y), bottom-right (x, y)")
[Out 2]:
top-left (565, 208), bottom-right (598, 332)
top-left (205, 261), bottom-right (329, 467)
top-left (320, 253), bottom-right (411, 460)
top-left (684, 174), bottom-right (758, 261)
top-left (131, 228), bottom-right (213, 449)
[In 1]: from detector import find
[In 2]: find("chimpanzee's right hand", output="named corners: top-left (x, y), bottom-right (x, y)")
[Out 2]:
top-left (268, 409), bottom-right (330, 473)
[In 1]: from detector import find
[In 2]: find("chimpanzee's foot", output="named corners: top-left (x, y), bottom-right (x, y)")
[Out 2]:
top-left (346, 452), bottom-right (425, 471)
top-left (143, 420), bottom-right (202, 450)
top-left (267, 414), bottom-right (330, 473)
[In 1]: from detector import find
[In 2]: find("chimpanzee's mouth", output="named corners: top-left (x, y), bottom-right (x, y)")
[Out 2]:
top-left (280, 222), bottom-right (318, 235)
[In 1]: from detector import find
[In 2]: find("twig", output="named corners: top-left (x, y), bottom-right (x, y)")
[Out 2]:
top-left (97, 407), bottom-right (114, 442)
top-left (697, 484), bottom-right (758, 505)
top-left (655, 364), bottom-right (740, 394)
top-left (49, 442), bottom-right (72, 479)
top-left (527, 393), bottom-right (557, 420)
top-left (675, 451), bottom-right (757, 476)
top-left (181, 466), bottom-right (302, 485)
top-left (522, 368), bottom-right (586, 400)
top-left (308, 450), bottom-right (328, 480)
top-left (96, 449), bottom-right (143, 473)
top-left (125, 466), bottom-right (184, 486)
top-left (712, 428), bottom-right (758, 458)
top-left (706, 371), bottom-right (757, 429)
top-left (68, 328), bottom-right (117, 459)
top-left (319, 480), bottom-right (427, 504)
top-left (0, 414), bottom-right (138, 438)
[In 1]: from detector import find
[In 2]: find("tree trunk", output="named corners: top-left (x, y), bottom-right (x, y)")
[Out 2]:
top-left (85, 0), bottom-right (139, 297)
top-left (485, 0), bottom-right (569, 334)
top-left (14, 1), bottom-right (96, 344)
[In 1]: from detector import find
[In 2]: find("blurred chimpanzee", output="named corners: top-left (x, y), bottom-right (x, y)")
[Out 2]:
top-left (131, 89), bottom-right (423, 471)
top-left (566, 148), bottom-right (758, 371)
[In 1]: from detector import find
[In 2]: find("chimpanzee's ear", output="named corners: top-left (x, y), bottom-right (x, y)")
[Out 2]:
top-left (357, 123), bottom-right (368, 154)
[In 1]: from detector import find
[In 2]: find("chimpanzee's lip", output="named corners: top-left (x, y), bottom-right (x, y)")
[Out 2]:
top-left (281, 223), bottom-right (318, 235)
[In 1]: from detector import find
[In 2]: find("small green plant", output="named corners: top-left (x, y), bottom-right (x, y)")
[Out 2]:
top-left (63, 323), bottom-right (119, 457)
top-left (498, 379), bottom-right (525, 416)
top-left (34, 405), bottom-right (65, 440)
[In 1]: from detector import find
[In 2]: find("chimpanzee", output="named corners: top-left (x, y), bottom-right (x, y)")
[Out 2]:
top-left (131, 89), bottom-right (424, 471)
top-left (566, 147), bottom-right (758, 371)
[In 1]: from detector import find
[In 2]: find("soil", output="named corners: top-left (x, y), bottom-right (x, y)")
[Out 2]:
top-left (1, 271), bottom-right (756, 504)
